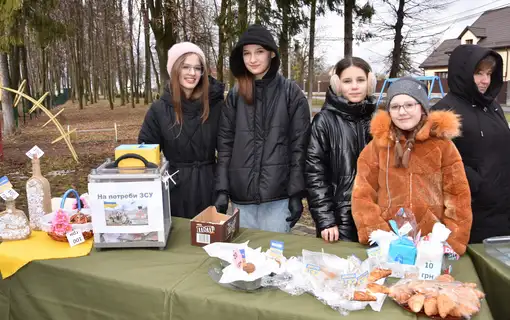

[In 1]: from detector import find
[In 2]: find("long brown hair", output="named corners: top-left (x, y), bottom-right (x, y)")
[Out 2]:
top-left (392, 114), bottom-right (427, 168)
top-left (170, 53), bottom-right (210, 125)
top-left (237, 75), bottom-right (254, 105)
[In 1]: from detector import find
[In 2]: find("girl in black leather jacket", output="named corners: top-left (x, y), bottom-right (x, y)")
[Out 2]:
top-left (305, 57), bottom-right (377, 242)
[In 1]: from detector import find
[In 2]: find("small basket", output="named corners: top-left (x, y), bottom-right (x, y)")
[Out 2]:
top-left (46, 189), bottom-right (94, 242)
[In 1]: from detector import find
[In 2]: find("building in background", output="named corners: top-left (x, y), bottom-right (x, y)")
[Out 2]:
top-left (420, 5), bottom-right (510, 82)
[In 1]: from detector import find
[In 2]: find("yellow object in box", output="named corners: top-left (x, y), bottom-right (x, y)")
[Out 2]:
top-left (115, 144), bottom-right (160, 168)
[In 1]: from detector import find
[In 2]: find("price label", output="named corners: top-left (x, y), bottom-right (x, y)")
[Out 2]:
top-left (417, 260), bottom-right (441, 280)
top-left (367, 246), bottom-right (383, 260)
top-left (399, 222), bottom-right (413, 237)
top-left (356, 271), bottom-right (369, 286)
top-left (66, 230), bottom-right (85, 247)
top-left (0, 176), bottom-right (13, 193)
top-left (233, 248), bottom-right (244, 269)
top-left (269, 240), bottom-right (284, 259)
top-left (0, 188), bottom-right (19, 201)
top-left (341, 273), bottom-right (358, 287)
top-left (305, 263), bottom-right (321, 276)
top-left (26, 145), bottom-right (44, 159)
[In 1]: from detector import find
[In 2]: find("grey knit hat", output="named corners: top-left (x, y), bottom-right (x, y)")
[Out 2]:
top-left (386, 77), bottom-right (430, 113)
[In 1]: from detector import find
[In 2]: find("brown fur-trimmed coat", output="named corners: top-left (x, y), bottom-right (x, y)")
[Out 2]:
top-left (352, 110), bottom-right (472, 255)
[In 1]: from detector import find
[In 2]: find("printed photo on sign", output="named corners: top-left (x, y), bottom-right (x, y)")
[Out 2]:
top-left (88, 181), bottom-right (164, 234)
top-left (103, 200), bottom-right (149, 226)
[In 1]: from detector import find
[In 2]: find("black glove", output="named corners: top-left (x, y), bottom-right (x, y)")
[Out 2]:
top-left (214, 192), bottom-right (229, 214)
top-left (286, 196), bottom-right (304, 228)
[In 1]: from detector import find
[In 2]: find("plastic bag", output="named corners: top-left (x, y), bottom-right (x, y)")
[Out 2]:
top-left (394, 208), bottom-right (419, 240)
top-left (388, 276), bottom-right (485, 318)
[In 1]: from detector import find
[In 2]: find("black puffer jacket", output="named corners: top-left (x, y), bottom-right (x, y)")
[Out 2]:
top-left (306, 87), bottom-right (376, 241)
top-left (431, 45), bottom-right (510, 243)
top-left (216, 25), bottom-right (311, 204)
top-left (138, 76), bottom-right (225, 219)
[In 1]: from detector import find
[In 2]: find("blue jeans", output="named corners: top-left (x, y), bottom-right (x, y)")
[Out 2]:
top-left (232, 199), bottom-right (291, 233)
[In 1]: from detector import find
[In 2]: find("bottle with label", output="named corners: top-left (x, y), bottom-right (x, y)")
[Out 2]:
top-left (26, 156), bottom-right (52, 230)
top-left (0, 198), bottom-right (31, 240)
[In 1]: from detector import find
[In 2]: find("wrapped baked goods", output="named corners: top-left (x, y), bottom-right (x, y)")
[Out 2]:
top-left (386, 275), bottom-right (485, 319)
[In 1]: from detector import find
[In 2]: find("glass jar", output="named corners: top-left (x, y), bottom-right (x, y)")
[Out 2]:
top-left (0, 199), bottom-right (32, 241)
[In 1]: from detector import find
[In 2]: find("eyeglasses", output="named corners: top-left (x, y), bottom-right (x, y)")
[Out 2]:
top-left (389, 102), bottom-right (419, 113)
top-left (181, 65), bottom-right (203, 75)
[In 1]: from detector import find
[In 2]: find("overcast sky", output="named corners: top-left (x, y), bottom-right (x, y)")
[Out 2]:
top-left (309, 0), bottom-right (510, 74)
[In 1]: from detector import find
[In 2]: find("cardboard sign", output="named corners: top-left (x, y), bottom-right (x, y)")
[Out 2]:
top-left (0, 188), bottom-right (19, 201)
top-left (66, 230), bottom-right (85, 247)
top-left (26, 145), bottom-right (44, 159)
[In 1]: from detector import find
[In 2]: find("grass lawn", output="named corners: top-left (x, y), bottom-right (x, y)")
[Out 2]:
top-left (505, 113), bottom-right (510, 122)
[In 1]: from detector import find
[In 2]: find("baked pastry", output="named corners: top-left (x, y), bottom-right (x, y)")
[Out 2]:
top-left (367, 282), bottom-right (390, 294)
top-left (243, 263), bottom-right (256, 274)
top-left (353, 291), bottom-right (377, 301)
top-left (368, 268), bottom-right (392, 282)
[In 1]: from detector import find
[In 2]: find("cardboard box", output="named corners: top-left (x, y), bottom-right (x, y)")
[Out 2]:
top-left (115, 144), bottom-right (160, 168)
top-left (190, 206), bottom-right (240, 247)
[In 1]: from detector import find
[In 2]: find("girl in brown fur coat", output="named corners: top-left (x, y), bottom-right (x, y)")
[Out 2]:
top-left (351, 77), bottom-right (472, 255)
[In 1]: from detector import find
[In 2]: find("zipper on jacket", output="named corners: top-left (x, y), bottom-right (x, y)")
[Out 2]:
top-left (356, 122), bottom-right (364, 155)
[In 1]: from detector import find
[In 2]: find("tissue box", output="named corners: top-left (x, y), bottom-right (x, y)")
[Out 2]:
top-left (388, 237), bottom-right (417, 265)
top-left (190, 206), bottom-right (240, 247)
top-left (115, 144), bottom-right (160, 168)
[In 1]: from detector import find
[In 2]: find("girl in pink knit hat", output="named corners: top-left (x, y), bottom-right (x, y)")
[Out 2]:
top-left (139, 42), bottom-right (226, 219)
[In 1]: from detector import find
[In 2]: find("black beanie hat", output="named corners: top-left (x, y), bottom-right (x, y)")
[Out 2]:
top-left (229, 24), bottom-right (280, 77)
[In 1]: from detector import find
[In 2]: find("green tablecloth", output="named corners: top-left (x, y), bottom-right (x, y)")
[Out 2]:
top-left (468, 244), bottom-right (510, 320)
top-left (0, 218), bottom-right (493, 320)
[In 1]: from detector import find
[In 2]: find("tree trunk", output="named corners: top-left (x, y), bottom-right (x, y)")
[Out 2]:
top-left (20, 44), bottom-right (32, 120)
top-left (389, 0), bottom-right (405, 78)
top-left (150, 49), bottom-right (161, 91)
top-left (344, 0), bottom-right (354, 58)
top-left (279, 7), bottom-right (289, 78)
top-left (9, 45), bottom-right (21, 127)
top-left (307, 0), bottom-right (316, 117)
top-left (104, 3), bottom-right (114, 109)
top-left (148, 0), bottom-right (177, 90)
top-left (142, 0), bottom-right (151, 104)
top-left (135, 10), bottom-right (142, 104)
top-left (0, 53), bottom-right (15, 136)
top-left (128, 0), bottom-right (136, 108)
top-left (216, 0), bottom-right (228, 82)
top-left (115, 1), bottom-right (126, 106)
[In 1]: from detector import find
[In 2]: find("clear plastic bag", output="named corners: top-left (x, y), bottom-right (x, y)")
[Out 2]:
top-left (388, 277), bottom-right (485, 318)
top-left (394, 208), bottom-right (419, 240)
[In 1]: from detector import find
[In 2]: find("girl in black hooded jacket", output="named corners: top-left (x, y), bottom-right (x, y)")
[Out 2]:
top-left (138, 42), bottom-right (225, 219)
top-left (306, 57), bottom-right (377, 242)
top-left (214, 24), bottom-right (311, 233)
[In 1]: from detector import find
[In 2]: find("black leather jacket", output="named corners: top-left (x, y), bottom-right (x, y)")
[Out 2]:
top-left (306, 87), bottom-right (376, 240)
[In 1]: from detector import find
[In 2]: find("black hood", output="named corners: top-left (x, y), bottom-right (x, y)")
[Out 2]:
top-left (229, 24), bottom-right (280, 79)
top-left (448, 44), bottom-right (503, 107)
top-left (161, 75), bottom-right (225, 107)
top-left (323, 86), bottom-right (376, 121)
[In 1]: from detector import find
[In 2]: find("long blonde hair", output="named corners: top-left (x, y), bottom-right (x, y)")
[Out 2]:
top-left (169, 53), bottom-right (210, 125)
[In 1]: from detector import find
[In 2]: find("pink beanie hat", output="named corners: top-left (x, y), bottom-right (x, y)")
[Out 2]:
top-left (167, 42), bottom-right (207, 79)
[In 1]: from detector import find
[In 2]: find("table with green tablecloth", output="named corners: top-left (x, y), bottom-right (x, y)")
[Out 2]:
top-left (0, 218), bottom-right (493, 320)
top-left (468, 244), bottom-right (510, 320)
